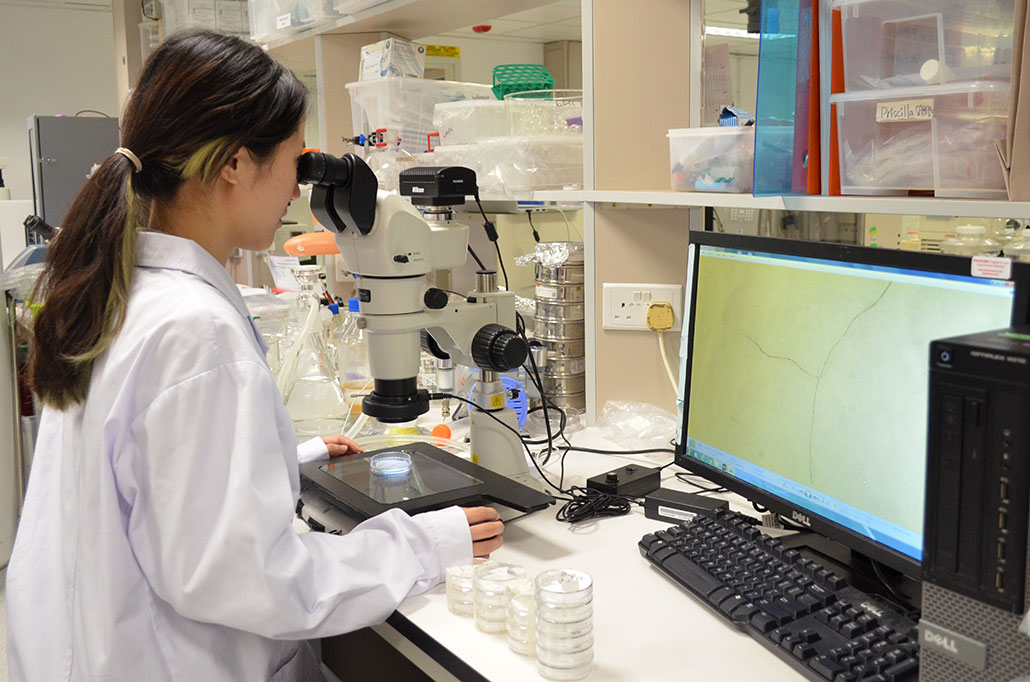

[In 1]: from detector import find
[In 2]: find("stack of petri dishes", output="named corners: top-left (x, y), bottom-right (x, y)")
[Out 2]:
top-left (506, 576), bottom-right (536, 656)
top-left (474, 562), bottom-right (528, 633)
top-left (446, 558), bottom-right (492, 616)
top-left (535, 569), bottom-right (593, 680)
top-left (534, 242), bottom-right (586, 411)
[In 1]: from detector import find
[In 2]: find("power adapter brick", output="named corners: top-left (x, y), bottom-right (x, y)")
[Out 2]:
top-left (643, 487), bottom-right (728, 525)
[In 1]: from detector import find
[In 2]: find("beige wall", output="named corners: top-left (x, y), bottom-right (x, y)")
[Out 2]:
top-left (593, 206), bottom-right (692, 412)
top-left (592, 0), bottom-right (692, 191)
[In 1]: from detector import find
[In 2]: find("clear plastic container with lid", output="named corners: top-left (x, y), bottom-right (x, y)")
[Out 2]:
top-left (1003, 227), bottom-right (1030, 263)
top-left (939, 225), bottom-right (1000, 256)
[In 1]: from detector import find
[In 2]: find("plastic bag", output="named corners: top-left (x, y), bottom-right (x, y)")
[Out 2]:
top-left (596, 400), bottom-right (678, 452)
top-left (0, 263), bottom-right (45, 301)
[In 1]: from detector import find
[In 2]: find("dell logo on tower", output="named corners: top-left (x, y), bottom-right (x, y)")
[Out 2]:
top-left (791, 511), bottom-right (812, 527)
top-left (924, 630), bottom-right (960, 654)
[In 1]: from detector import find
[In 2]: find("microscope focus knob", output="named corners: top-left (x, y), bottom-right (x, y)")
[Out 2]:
top-left (424, 288), bottom-right (449, 310)
top-left (472, 324), bottom-right (529, 372)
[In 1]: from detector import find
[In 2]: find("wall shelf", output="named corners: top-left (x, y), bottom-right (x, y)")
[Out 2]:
top-left (582, 190), bottom-right (1030, 219)
top-left (258, 0), bottom-right (555, 51)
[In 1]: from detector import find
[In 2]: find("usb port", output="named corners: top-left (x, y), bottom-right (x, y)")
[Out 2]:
top-left (998, 541), bottom-right (1007, 561)
top-left (999, 512), bottom-right (1008, 531)
top-left (1001, 481), bottom-right (1010, 504)
top-left (996, 569), bottom-right (1006, 591)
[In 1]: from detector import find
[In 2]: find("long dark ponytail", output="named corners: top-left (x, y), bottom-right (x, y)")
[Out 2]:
top-left (29, 30), bottom-right (308, 409)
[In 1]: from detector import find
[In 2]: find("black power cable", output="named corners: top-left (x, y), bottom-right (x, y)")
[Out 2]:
top-left (473, 195), bottom-right (509, 291)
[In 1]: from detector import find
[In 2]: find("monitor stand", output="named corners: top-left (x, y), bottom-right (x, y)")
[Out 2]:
top-left (779, 531), bottom-right (922, 615)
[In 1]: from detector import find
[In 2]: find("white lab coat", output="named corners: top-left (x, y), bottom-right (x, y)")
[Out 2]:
top-left (6, 231), bottom-right (472, 681)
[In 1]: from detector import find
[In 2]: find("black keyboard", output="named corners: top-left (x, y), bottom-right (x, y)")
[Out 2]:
top-left (639, 510), bottom-right (919, 682)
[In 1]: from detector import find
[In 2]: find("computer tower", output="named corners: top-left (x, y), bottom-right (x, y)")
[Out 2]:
top-left (922, 328), bottom-right (1030, 681)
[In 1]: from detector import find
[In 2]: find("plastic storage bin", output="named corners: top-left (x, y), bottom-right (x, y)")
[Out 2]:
top-left (831, 81), bottom-right (1009, 198)
top-left (432, 100), bottom-right (507, 145)
top-left (833, 0), bottom-right (1015, 92)
top-left (504, 90), bottom-right (584, 137)
top-left (346, 78), bottom-right (494, 154)
top-left (248, 0), bottom-right (338, 42)
top-left (476, 136), bottom-right (584, 197)
top-left (668, 127), bottom-right (756, 193)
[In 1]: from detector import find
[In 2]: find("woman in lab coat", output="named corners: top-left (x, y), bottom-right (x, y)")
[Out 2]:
top-left (6, 29), bottom-right (503, 682)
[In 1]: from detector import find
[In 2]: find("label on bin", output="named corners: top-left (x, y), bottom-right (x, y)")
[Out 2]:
top-left (971, 256), bottom-right (1012, 280)
top-left (875, 99), bottom-right (934, 123)
top-left (276, 13), bottom-right (291, 29)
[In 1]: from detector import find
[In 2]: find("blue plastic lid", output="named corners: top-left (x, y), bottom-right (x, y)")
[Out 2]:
top-left (328, 303), bottom-right (340, 315)
top-left (348, 297), bottom-right (360, 313)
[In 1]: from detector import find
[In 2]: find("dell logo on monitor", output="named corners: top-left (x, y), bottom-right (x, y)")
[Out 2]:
top-left (791, 511), bottom-right (811, 527)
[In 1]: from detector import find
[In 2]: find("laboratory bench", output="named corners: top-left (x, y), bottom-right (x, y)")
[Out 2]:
top-left (315, 431), bottom-right (808, 682)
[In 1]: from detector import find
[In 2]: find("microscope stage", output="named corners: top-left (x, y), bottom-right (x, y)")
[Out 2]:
top-left (299, 442), bottom-right (554, 520)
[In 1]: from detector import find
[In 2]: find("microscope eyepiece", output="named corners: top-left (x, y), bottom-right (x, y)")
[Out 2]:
top-left (300, 152), bottom-right (379, 235)
top-left (298, 151), bottom-right (354, 186)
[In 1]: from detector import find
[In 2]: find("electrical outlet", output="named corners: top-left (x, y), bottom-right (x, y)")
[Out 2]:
top-left (602, 283), bottom-right (683, 331)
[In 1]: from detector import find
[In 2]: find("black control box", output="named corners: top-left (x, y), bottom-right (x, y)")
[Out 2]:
top-left (586, 464), bottom-right (661, 497)
top-left (926, 327), bottom-right (1030, 614)
top-left (643, 487), bottom-right (728, 525)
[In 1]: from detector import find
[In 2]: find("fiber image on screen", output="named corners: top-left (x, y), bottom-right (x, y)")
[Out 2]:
top-left (687, 248), bottom-right (1014, 542)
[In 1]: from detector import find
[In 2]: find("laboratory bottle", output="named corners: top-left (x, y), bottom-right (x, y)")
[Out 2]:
top-left (939, 225), bottom-right (999, 257)
top-left (993, 220), bottom-right (1021, 249)
top-left (280, 265), bottom-right (349, 439)
top-left (1004, 227), bottom-right (1030, 263)
top-left (336, 297), bottom-right (372, 417)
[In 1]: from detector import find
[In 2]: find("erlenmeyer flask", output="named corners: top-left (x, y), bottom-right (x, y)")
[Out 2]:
top-left (280, 265), bottom-right (348, 439)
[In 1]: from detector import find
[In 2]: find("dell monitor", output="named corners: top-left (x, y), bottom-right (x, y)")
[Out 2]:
top-left (676, 232), bottom-right (1030, 580)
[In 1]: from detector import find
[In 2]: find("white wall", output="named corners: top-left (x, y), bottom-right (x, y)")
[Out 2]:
top-left (419, 35), bottom-right (545, 85)
top-left (0, 5), bottom-right (118, 201)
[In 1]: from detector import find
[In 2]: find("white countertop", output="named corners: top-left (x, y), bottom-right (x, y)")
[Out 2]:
top-left (362, 429), bottom-right (808, 681)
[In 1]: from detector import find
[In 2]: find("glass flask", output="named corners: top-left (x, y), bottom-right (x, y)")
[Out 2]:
top-left (280, 265), bottom-right (348, 439)
top-left (334, 297), bottom-right (372, 417)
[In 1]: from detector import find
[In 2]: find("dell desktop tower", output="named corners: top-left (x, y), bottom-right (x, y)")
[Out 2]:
top-left (922, 328), bottom-right (1030, 681)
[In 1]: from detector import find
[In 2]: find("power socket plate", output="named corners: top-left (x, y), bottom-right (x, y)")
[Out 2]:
top-left (602, 283), bottom-right (683, 331)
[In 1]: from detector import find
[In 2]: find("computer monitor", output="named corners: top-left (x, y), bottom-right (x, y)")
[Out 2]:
top-left (676, 232), bottom-right (1030, 579)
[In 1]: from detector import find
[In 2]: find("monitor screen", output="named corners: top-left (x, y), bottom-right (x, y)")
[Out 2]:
top-left (676, 232), bottom-right (1030, 577)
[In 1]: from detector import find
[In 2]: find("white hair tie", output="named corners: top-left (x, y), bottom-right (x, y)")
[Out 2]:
top-left (115, 147), bottom-right (142, 173)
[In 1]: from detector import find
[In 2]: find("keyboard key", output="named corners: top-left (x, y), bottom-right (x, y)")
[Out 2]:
top-left (750, 612), bottom-right (778, 633)
top-left (798, 628), bottom-right (822, 644)
top-left (730, 602), bottom-right (760, 622)
top-left (718, 595), bottom-right (748, 617)
top-left (826, 574), bottom-right (848, 590)
top-left (660, 554), bottom-right (722, 597)
top-left (881, 658), bottom-right (918, 681)
top-left (810, 655), bottom-right (845, 680)
top-left (650, 546), bottom-right (677, 563)
top-left (708, 586), bottom-right (736, 606)
top-left (793, 644), bottom-right (817, 661)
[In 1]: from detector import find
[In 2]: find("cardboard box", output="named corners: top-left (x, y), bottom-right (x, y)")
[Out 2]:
top-left (359, 38), bottom-right (425, 80)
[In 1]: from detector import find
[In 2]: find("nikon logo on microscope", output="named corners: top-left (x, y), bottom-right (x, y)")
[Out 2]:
top-left (410, 186), bottom-right (425, 193)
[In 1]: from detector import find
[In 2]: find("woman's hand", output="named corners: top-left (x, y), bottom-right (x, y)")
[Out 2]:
top-left (322, 436), bottom-right (364, 458)
top-left (463, 507), bottom-right (504, 558)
